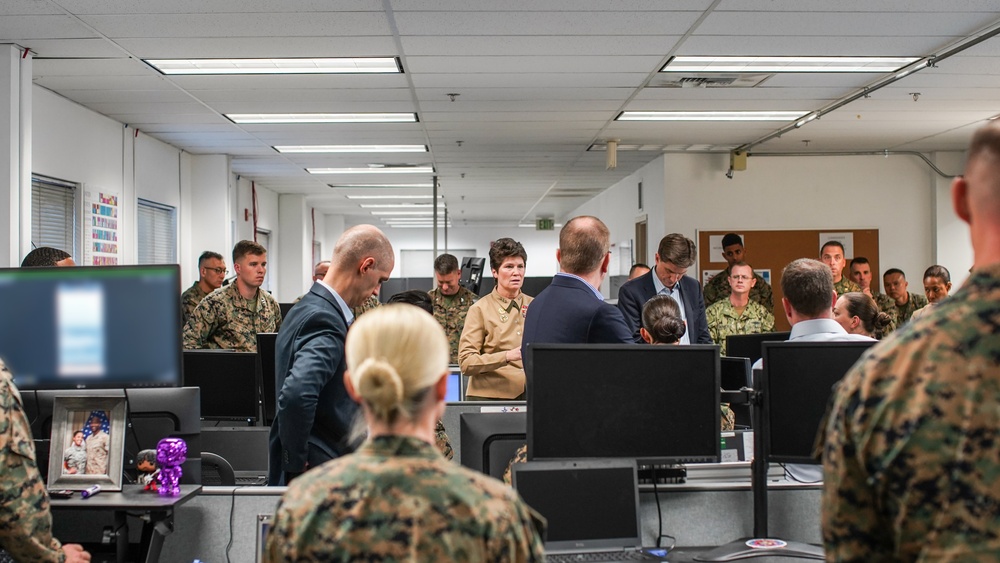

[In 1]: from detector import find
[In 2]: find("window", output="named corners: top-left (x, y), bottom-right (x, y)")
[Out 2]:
top-left (31, 175), bottom-right (78, 256)
top-left (137, 199), bottom-right (177, 264)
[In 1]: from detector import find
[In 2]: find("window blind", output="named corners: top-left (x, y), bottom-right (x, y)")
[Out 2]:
top-left (137, 199), bottom-right (177, 264)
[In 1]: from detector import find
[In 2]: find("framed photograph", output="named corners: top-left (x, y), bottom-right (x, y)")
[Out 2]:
top-left (47, 394), bottom-right (127, 491)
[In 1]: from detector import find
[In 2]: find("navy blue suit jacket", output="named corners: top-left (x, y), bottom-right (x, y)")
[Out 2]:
top-left (616, 271), bottom-right (712, 344)
top-left (521, 274), bottom-right (632, 358)
top-left (268, 283), bottom-right (356, 485)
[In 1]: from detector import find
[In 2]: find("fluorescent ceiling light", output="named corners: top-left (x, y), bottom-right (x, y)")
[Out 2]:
top-left (386, 224), bottom-right (451, 229)
top-left (145, 57), bottom-right (401, 75)
top-left (275, 145), bottom-right (427, 153)
top-left (308, 166), bottom-right (434, 175)
top-left (227, 113), bottom-right (417, 124)
top-left (617, 111), bottom-right (807, 122)
top-left (662, 56), bottom-right (919, 73)
top-left (330, 183), bottom-right (434, 189)
top-left (358, 203), bottom-right (445, 208)
top-left (371, 211), bottom-right (436, 216)
top-left (344, 195), bottom-right (441, 200)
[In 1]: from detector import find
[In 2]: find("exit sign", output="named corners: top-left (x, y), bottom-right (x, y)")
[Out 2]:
top-left (536, 218), bottom-right (554, 231)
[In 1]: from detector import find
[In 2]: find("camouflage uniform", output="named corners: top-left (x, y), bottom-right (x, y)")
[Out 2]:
top-left (703, 269), bottom-right (774, 310)
top-left (429, 286), bottom-right (479, 364)
top-left (266, 435), bottom-right (544, 562)
top-left (0, 360), bottom-right (66, 562)
top-left (434, 419), bottom-right (453, 461)
top-left (833, 276), bottom-right (862, 296)
top-left (706, 298), bottom-right (775, 355)
top-left (182, 282), bottom-right (281, 352)
top-left (351, 295), bottom-right (380, 319)
top-left (880, 291), bottom-right (928, 328)
top-left (822, 265), bottom-right (1000, 560)
top-left (870, 291), bottom-right (897, 337)
top-left (180, 281), bottom-right (210, 326)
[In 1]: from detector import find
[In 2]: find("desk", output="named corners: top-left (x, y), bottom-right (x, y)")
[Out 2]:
top-left (51, 484), bottom-right (201, 563)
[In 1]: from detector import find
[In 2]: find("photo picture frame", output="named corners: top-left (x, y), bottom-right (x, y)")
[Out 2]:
top-left (47, 394), bottom-right (127, 491)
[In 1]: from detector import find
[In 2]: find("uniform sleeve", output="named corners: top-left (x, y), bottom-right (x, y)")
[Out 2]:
top-left (703, 274), bottom-right (722, 306)
top-left (458, 305), bottom-right (507, 375)
top-left (434, 420), bottom-right (453, 461)
top-left (182, 297), bottom-right (216, 349)
top-left (706, 304), bottom-right (722, 345)
top-left (0, 365), bottom-right (66, 563)
top-left (489, 494), bottom-right (546, 563)
top-left (616, 285), bottom-right (645, 343)
top-left (758, 278), bottom-right (774, 310)
top-left (762, 307), bottom-right (775, 333)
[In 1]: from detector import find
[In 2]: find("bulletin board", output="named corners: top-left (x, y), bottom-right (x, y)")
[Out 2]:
top-left (697, 229), bottom-right (879, 331)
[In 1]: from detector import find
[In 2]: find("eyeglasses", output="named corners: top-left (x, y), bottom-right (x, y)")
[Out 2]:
top-left (729, 275), bottom-right (752, 281)
top-left (203, 267), bottom-right (228, 275)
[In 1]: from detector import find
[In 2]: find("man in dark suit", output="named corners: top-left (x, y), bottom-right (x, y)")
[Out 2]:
top-left (522, 216), bottom-right (632, 355)
top-left (268, 225), bottom-right (394, 485)
top-left (617, 233), bottom-right (712, 344)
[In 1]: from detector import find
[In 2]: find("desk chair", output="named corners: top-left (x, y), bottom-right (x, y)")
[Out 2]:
top-left (201, 452), bottom-right (236, 486)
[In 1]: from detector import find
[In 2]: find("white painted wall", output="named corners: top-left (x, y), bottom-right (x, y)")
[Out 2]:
top-left (931, 151), bottom-right (971, 288)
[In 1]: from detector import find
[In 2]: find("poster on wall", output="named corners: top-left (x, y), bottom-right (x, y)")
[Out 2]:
top-left (83, 188), bottom-right (120, 266)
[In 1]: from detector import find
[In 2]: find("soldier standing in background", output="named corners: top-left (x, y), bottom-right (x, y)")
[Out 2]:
top-left (703, 233), bottom-right (773, 309)
top-left (880, 268), bottom-right (928, 327)
top-left (820, 240), bottom-right (861, 296)
top-left (706, 262), bottom-right (775, 355)
top-left (181, 250), bottom-right (226, 325)
top-left (428, 254), bottom-right (478, 364)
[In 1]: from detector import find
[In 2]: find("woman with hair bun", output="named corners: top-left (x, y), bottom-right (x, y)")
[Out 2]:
top-left (833, 292), bottom-right (894, 340)
top-left (266, 305), bottom-right (544, 562)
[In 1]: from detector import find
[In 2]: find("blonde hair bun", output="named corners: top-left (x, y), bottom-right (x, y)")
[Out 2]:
top-left (354, 357), bottom-right (404, 419)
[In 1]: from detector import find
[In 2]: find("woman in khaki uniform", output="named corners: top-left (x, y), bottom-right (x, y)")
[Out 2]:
top-left (459, 238), bottom-right (533, 400)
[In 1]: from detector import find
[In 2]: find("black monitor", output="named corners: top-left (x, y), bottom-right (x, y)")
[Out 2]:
top-left (182, 350), bottom-right (258, 423)
top-left (459, 257), bottom-right (486, 294)
top-left (279, 302), bottom-right (296, 320)
top-left (255, 332), bottom-right (278, 425)
top-left (760, 341), bottom-right (875, 464)
top-left (721, 357), bottom-right (752, 429)
top-left (459, 412), bottom-right (526, 479)
top-left (0, 264), bottom-right (182, 390)
top-left (725, 331), bottom-right (791, 363)
top-left (526, 344), bottom-right (721, 464)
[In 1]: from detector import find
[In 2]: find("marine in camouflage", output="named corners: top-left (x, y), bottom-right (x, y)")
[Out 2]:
top-left (706, 298), bottom-right (775, 355)
top-left (434, 419), bottom-right (453, 461)
top-left (429, 286), bottom-right (479, 364)
top-left (833, 276), bottom-right (861, 296)
top-left (703, 269), bottom-right (773, 310)
top-left (822, 265), bottom-right (1000, 560)
top-left (180, 281), bottom-right (210, 326)
top-left (182, 282), bottom-right (282, 352)
top-left (879, 291), bottom-right (928, 328)
top-left (0, 360), bottom-right (66, 562)
top-left (265, 435), bottom-right (544, 562)
top-left (351, 295), bottom-right (381, 319)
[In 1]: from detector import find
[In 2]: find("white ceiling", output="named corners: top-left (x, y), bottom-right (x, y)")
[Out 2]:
top-left (3, 0), bottom-right (1000, 227)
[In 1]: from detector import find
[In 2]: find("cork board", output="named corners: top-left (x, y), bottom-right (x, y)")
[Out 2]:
top-left (697, 229), bottom-right (880, 331)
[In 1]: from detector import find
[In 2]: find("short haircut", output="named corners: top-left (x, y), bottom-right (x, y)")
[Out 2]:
top-left (21, 247), bottom-right (71, 268)
top-left (657, 233), bottom-right (696, 268)
top-left (198, 251), bottom-right (224, 267)
top-left (729, 261), bottom-right (754, 276)
top-left (721, 233), bottom-right (743, 248)
top-left (333, 225), bottom-right (394, 271)
top-left (839, 292), bottom-right (894, 340)
top-left (883, 268), bottom-right (905, 279)
top-left (72, 430), bottom-right (84, 437)
top-left (233, 240), bottom-right (266, 262)
top-left (489, 238), bottom-right (527, 272)
top-left (849, 256), bottom-right (870, 268)
top-left (820, 240), bottom-right (845, 255)
top-left (628, 263), bottom-right (649, 277)
top-left (433, 253), bottom-right (460, 275)
top-left (558, 216), bottom-right (610, 274)
top-left (641, 295), bottom-right (686, 344)
top-left (966, 121), bottom-right (1000, 167)
top-left (923, 265), bottom-right (951, 283)
top-left (781, 258), bottom-right (835, 317)
top-left (387, 290), bottom-right (433, 314)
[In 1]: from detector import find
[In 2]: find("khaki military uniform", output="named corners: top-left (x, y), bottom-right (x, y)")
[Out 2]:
top-left (706, 298), bottom-right (775, 355)
top-left (351, 295), bottom-right (380, 319)
top-left (823, 264), bottom-right (1000, 560)
top-left (266, 435), bottom-right (545, 562)
top-left (180, 281), bottom-right (210, 326)
top-left (182, 282), bottom-right (282, 352)
top-left (833, 277), bottom-right (862, 296)
top-left (459, 289), bottom-right (533, 399)
top-left (880, 291), bottom-right (928, 328)
top-left (703, 269), bottom-right (774, 310)
top-left (0, 360), bottom-right (66, 562)
top-left (429, 286), bottom-right (478, 364)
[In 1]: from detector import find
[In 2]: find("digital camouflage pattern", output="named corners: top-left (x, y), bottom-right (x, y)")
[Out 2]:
top-left (180, 281), bottom-right (210, 326)
top-left (429, 286), bottom-right (479, 364)
top-left (0, 360), bottom-right (65, 562)
top-left (434, 419), bottom-right (453, 461)
top-left (703, 269), bottom-right (773, 310)
top-left (266, 435), bottom-right (544, 562)
top-left (833, 276), bottom-right (862, 296)
top-left (351, 295), bottom-right (381, 319)
top-left (823, 265), bottom-right (1000, 560)
top-left (879, 291), bottom-right (928, 328)
top-left (706, 298), bottom-right (775, 355)
top-left (871, 291), bottom-right (897, 336)
top-left (182, 282), bottom-right (281, 352)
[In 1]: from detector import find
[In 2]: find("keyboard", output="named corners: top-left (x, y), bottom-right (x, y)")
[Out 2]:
top-left (235, 475), bottom-right (268, 486)
top-left (547, 550), bottom-right (658, 562)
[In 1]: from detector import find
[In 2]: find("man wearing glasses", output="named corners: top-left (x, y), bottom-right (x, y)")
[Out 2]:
top-left (703, 232), bottom-right (773, 309)
top-left (706, 262), bottom-right (775, 355)
top-left (181, 250), bottom-right (227, 325)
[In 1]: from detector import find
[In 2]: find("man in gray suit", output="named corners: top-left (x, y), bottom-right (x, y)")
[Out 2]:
top-left (268, 225), bottom-right (394, 485)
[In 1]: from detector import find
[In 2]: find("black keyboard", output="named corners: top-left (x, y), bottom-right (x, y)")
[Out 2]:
top-left (547, 550), bottom-right (656, 562)
top-left (235, 475), bottom-right (268, 486)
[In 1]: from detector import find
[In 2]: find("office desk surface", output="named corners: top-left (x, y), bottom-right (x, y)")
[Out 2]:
top-left (51, 484), bottom-right (201, 509)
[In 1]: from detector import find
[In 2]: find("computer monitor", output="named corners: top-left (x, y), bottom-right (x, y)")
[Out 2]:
top-left (526, 344), bottom-right (721, 464)
top-left (445, 365), bottom-right (464, 402)
top-left (182, 350), bottom-right (258, 423)
top-left (255, 332), bottom-right (278, 425)
top-left (279, 302), bottom-right (296, 320)
top-left (725, 331), bottom-right (791, 363)
top-left (760, 340), bottom-right (875, 464)
top-left (459, 257), bottom-right (486, 294)
top-left (0, 264), bottom-right (182, 390)
top-left (459, 412), bottom-right (526, 479)
top-left (721, 357), bottom-right (752, 429)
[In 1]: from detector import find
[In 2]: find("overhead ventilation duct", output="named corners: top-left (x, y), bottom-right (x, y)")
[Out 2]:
top-left (646, 73), bottom-right (773, 88)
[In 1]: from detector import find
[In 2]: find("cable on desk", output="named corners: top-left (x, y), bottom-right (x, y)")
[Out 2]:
top-left (225, 487), bottom-right (237, 563)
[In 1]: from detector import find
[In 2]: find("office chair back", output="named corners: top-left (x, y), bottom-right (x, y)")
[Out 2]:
top-left (201, 451), bottom-right (236, 486)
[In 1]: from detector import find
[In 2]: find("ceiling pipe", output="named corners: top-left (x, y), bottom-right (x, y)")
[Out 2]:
top-left (747, 150), bottom-right (959, 179)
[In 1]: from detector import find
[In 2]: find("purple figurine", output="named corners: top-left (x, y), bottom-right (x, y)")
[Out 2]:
top-left (156, 437), bottom-right (187, 497)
